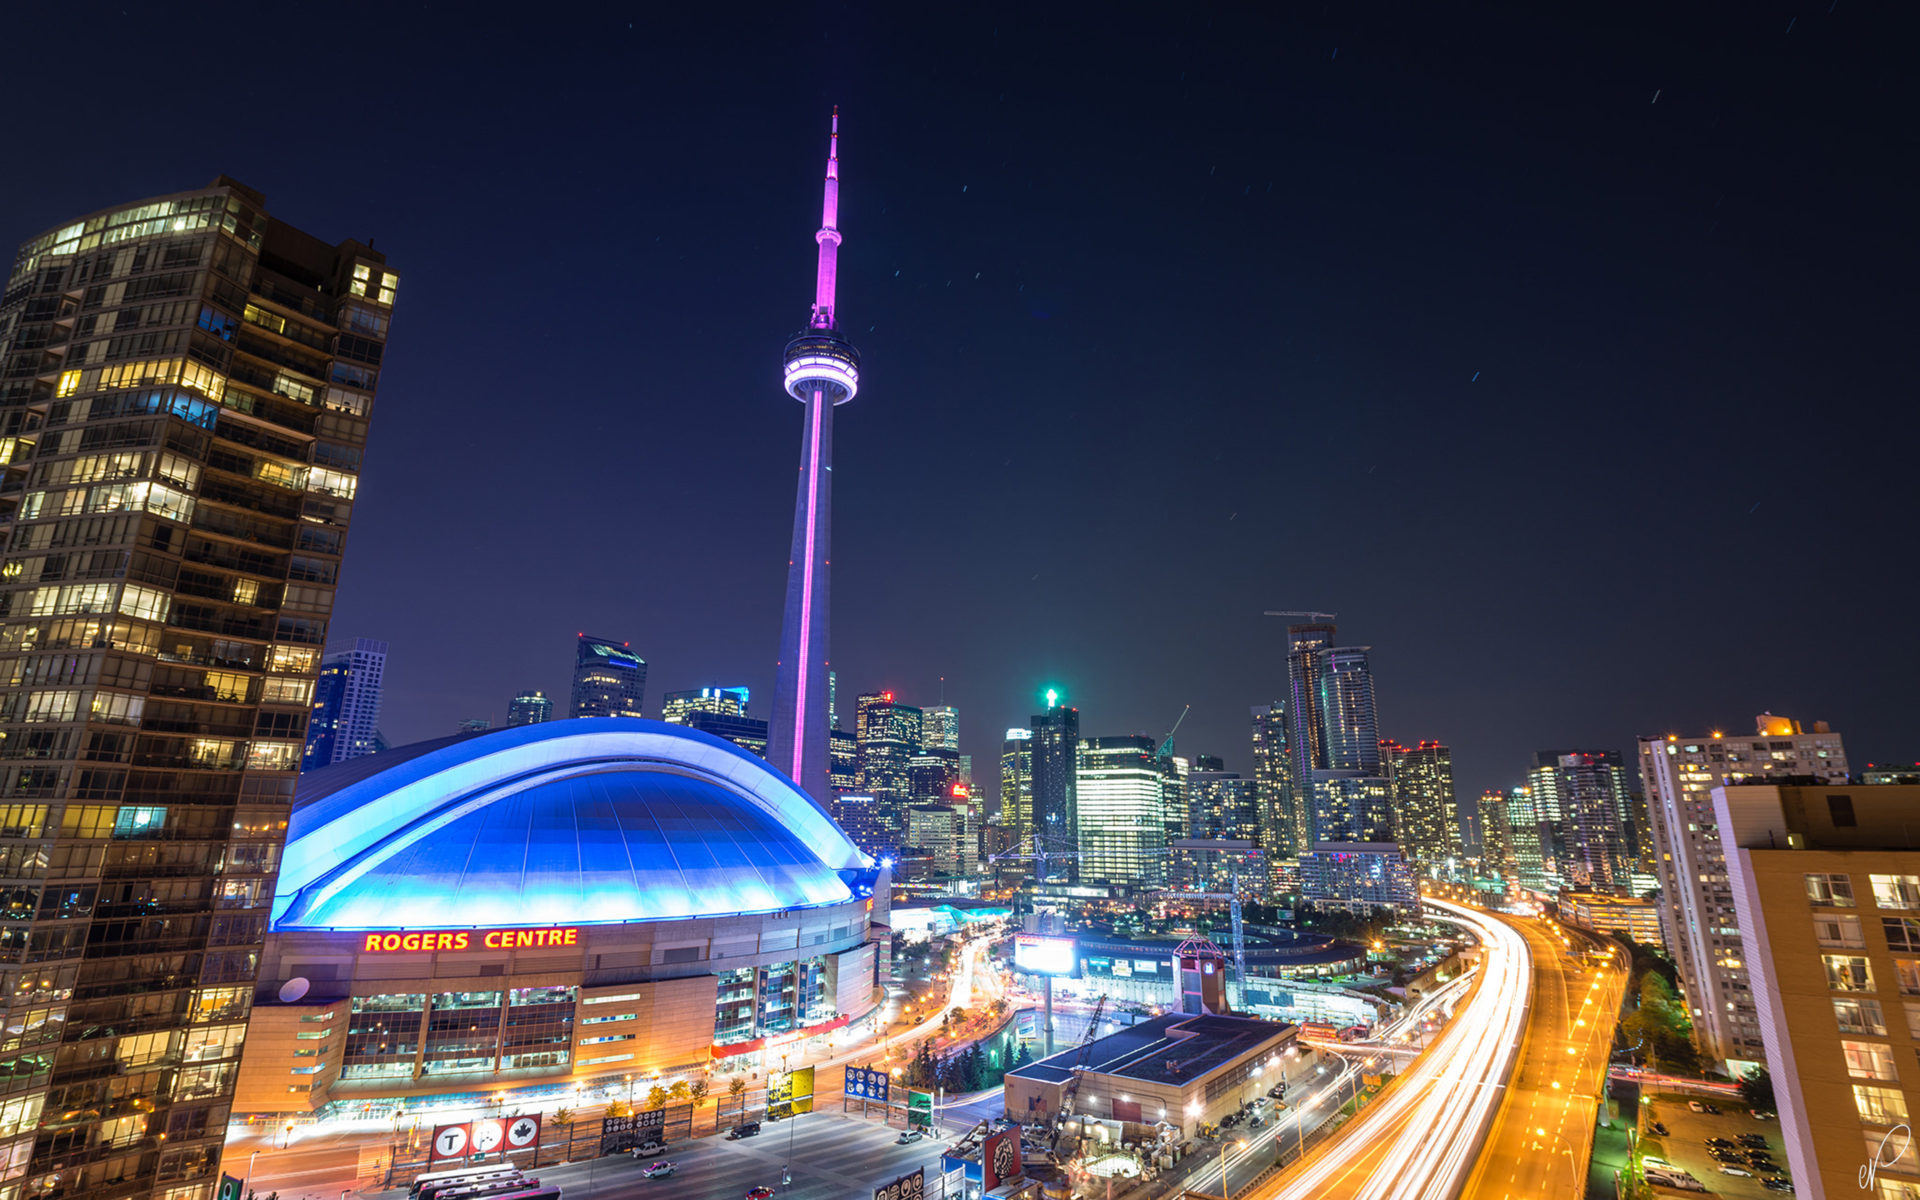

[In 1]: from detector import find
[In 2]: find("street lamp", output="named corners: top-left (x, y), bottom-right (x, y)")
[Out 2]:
top-left (1217, 1137), bottom-right (1247, 1200)
top-left (780, 1051), bottom-right (796, 1186)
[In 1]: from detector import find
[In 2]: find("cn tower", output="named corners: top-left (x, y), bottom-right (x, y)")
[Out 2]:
top-left (768, 109), bottom-right (859, 802)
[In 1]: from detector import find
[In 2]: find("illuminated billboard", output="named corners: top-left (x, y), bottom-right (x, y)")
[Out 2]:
top-left (1013, 934), bottom-right (1077, 977)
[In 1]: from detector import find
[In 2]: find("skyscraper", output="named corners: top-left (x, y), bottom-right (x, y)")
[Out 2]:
top-left (1188, 768), bottom-right (1260, 842)
top-left (1249, 702), bottom-right (1300, 858)
top-left (1284, 623), bottom-right (1337, 793)
top-left (506, 688), bottom-right (553, 726)
top-left (1381, 739), bottom-right (1460, 867)
top-left (1000, 728), bottom-right (1033, 840)
top-left (0, 177), bottom-right (392, 1200)
top-left (1076, 736), bottom-right (1168, 888)
top-left (1526, 749), bottom-right (1632, 890)
top-left (1640, 715), bottom-right (1849, 1070)
top-left (301, 637), bottom-right (387, 769)
top-left (1317, 646), bottom-right (1381, 773)
top-left (1504, 783), bottom-right (1551, 892)
top-left (767, 110), bottom-right (859, 803)
top-left (854, 691), bottom-right (920, 831)
top-left (569, 633), bottom-right (646, 718)
top-left (661, 685), bottom-right (750, 723)
top-left (1029, 700), bottom-right (1081, 859)
top-left (1476, 789), bottom-right (1515, 878)
top-left (923, 704), bottom-right (958, 752)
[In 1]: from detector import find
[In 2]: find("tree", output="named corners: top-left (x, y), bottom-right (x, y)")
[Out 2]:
top-left (688, 1078), bottom-right (709, 1103)
top-left (668, 1080), bottom-right (691, 1103)
top-left (1013, 1042), bottom-right (1034, 1069)
top-left (1739, 1066), bottom-right (1776, 1111)
top-left (607, 1100), bottom-right (632, 1119)
top-left (645, 1085), bottom-right (669, 1111)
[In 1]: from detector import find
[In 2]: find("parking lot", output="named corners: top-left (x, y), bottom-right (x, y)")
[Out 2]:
top-left (1637, 1092), bottom-right (1791, 1196)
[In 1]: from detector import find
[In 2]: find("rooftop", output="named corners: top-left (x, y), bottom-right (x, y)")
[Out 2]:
top-left (1008, 1012), bottom-right (1290, 1088)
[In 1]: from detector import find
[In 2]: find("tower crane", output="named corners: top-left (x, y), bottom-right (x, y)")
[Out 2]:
top-left (1263, 610), bottom-right (1338, 622)
top-left (1156, 704), bottom-right (1190, 760)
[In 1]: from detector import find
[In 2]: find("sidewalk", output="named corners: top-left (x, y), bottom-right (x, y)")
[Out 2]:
top-left (1588, 1121), bottom-right (1631, 1200)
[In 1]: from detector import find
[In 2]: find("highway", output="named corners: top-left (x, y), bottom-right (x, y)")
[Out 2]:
top-left (1458, 912), bottom-right (1626, 1200)
top-left (1249, 898), bottom-right (1532, 1200)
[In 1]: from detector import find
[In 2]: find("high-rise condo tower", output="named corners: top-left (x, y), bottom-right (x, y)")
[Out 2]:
top-left (769, 109), bottom-right (860, 801)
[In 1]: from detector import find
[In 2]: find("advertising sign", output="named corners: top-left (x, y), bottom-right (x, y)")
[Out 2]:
top-left (469, 1118), bottom-right (506, 1156)
top-left (429, 1123), bottom-right (471, 1164)
top-left (875, 1167), bottom-right (925, 1200)
top-left (505, 1114), bottom-right (541, 1150)
top-left (361, 928), bottom-right (580, 953)
top-left (907, 1089), bottom-right (933, 1129)
top-left (982, 1129), bottom-right (1022, 1192)
top-left (769, 1065), bottom-right (815, 1118)
top-left (845, 1066), bottom-right (891, 1103)
top-left (1012, 934), bottom-right (1077, 977)
top-left (216, 1176), bottom-right (243, 1200)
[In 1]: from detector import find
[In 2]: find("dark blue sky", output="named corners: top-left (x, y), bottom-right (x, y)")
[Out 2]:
top-left (7, 3), bottom-right (1913, 803)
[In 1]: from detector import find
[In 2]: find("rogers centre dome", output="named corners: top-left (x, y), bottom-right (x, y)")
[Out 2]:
top-left (237, 719), bottom-right (886, 1118)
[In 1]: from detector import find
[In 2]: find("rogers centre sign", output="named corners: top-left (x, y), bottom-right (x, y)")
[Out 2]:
top-left (361, 928), bottom-right (581, 953)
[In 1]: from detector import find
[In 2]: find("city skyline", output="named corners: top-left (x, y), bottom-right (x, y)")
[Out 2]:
top-left (3, 7), bottom-right (1909, 810)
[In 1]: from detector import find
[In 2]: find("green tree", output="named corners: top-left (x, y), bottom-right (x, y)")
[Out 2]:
top-left (688, 1078), bottom-right (709, 1104)
top-left (1739, 1066), bottom-right (1776, 1111)
top-left (667, 1080), bottom-right (691, 1103)
top-left (606, 1100), bottom-right (632, 1119)
top-left (645, 1085), bottom-right (669, 1111)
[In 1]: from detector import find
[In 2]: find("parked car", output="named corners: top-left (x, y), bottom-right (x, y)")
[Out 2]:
top-left (641, 1162), bottom-right (676, 1179)
top-left (896, 1130), bottom-right (925, 1145)
top-left (1763, 1178), bottom-right (1795, 1193)
top-left (1268, 1085), bottom-right (1286, 1100)
top-left (1704, 1104), bottom-right (1722, 1115)
top-left (632, 1141), bottom-right (667, 1159)
top-left (745, 1189), bottom-right (777, 1200)
top-left (1688, 1101), bottom-right (1707, 1113)
top-left (1752, 1109), bottom-right (1777, 1120)
top-left (727, 1122), bottom-right (762, 1140)
top-left (1719, 1165), bottom-right (1753, 1177)
top-left (1705, 1138), bottom-right (1736, 1149)
top-left (1648, 1122), bottom-right (1669, 1136)
top-left (1738, 1134), bottom-right (1769, 1148)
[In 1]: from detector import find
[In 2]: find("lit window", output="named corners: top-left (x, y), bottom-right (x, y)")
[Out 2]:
top-left (55, 370), bottom-right (80, 398)
top-left (1808, 873), bottom-right (1857, 908)
top-left (1855, 1083), bottom-right (1908, 1123)
top-left (1837, 997), bottom-right (1889, 1036)
top-left (1845, 1040), bottom-right (1901, 1081)
top-left (1826, 955), bottom-right (1877, 992)
top-left (1873, 876), bottom-right (1920, 910)
top-left (1818, 915), bottom-right (1867, 949)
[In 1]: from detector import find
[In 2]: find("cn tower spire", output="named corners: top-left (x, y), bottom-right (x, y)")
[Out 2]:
top-left (811, 106), bottom-right (842, 331)
top-left (770, 110), bottom-right (861, 809)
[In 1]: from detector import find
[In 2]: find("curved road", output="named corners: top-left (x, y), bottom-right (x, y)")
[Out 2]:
top-left (1252, 898), bottom-right (1532, 1200)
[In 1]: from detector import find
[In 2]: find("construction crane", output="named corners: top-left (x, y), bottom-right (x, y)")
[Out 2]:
top-left (1156, 704), bottom-right (1190, 760)
top-left (1053, 992), bottom-right (1109, 1149)
top-left (986, 832), bottom-right (1082, 884)
top-left (1154, 858), bottom-right (1254, 1007)
top-left (1263, 610), bottom-right (1338, 622)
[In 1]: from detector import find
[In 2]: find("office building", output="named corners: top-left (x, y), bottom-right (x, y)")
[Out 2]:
top-left (457, 717), bottom-right (491, 734)
top-left (1188, 769), bottom-right (1260, 842)
top-left (905, 803), bottom-right (973, 878)
top-left (662, 685), bottom-right (750, 724)
top-left (829, 793), bottom-right (891, 859)
top-left (1863, 764), bottom-right (1920, 785)
top-left (908, 747), bottom-right (963, 801)
top-left (1029, 700), bottom-right (1081, 858)
top-left (1715, 781), bottom-right (1920, 1199)
top-left (854, 691), bottom-right (920, 829)
top-left (1640, 715), bottom-right (1849, 1070)
top-left (1249, 702), bottom-right (1301, 863)
top-left (923, 704), bottom-right (958, 752)
top-left (1381, 739), bottom-right (1460, 867)
top-left (0, 177), bottom-right (393, 1200)
top-left (1000, 728), bottom-right (1033, 841)
top-left (1477, 789), bottom-right (1515, 879)
top-left (1076, 736), bottom-right (1168, 889)
top-left (1505, 784), bottom-right (1551, 893)
top-left (506, 688), bottom-right (553, 727)
top-left (828, 728), bottom-right (857, 793)
top-left (1309, 771), bottom-right (1395, 844)
top-left (1560, 892), bottom-right (1664, 950)
top-left (1527, 749), bottom-right (1633, 890)
top-left (232, 720), bottom-right (881, 1115)
top-left (766, 111), bottom-right (859, 804)
top-left (570, 633), bottom-right (646, 718)
top-left (681, 710), bottom-right (769, 758)
top-left (1298, 843), bottom-right (1419, 914)
top-left (301, 637), bottom-right (388, 770)
top-left (1168, 839), bottom-right (1265, 898)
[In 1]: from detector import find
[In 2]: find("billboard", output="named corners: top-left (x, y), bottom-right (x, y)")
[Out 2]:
top-left (875, 1167), bottom-right (925, 1200)
top-left (430, 1115), bottom-right (541, 1164)
top-left (982, 1128), bottom-right (1023, 1192)
top-left (769, 1065), bottom-right (815, 1118)
top-left (846, 1065), bottom-right (891, 1103)
top-left (1013, 934), bottom-right (1077, 977)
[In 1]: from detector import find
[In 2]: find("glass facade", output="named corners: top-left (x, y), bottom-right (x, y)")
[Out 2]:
top-left (569, 634), bottom-right (646, 718)
top-left (0, 179), bottom-right (389, 1200)
top-left (711, 957), bottom-right (830, 1046)
top-left (1075, 737), bottom-right (1167, 888)
top-left (339, 988), bottom-right (577, 1081)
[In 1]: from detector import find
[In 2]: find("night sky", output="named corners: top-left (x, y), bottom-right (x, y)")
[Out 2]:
top-left (7, 4), bottom-right (1914, 804)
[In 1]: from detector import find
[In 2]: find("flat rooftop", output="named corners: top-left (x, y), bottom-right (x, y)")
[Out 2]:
top-left (1008, 1012), bottom-right (1289, 1088)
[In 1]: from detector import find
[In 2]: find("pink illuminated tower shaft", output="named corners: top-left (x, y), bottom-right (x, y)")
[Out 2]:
top-left (769, 111), bottom-right (859, 803)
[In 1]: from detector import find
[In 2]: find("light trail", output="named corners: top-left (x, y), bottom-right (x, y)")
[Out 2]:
top-left (1262, 898), bottom-right (1532, 1200)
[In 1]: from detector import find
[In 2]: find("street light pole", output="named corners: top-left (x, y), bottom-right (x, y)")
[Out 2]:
top-left (781, 1052), bottom-right (795, 1186)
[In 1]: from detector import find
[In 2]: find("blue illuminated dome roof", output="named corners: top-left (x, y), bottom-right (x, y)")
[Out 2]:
top-left (273, 718), bottom-right (871, 932)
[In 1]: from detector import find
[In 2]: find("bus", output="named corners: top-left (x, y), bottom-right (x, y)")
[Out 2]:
top-left (480, 1187), bottom-right (560, 1200)
top-left (1298, 1022), bottom-right (1337, 1041)
top-left (410, 1170), bottom-right (523, 1200)
top-left (429, 1177), bottom-right (539, 1200)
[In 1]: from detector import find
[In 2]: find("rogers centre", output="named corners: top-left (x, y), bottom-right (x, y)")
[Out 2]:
top-left (233, 719), bottom-right (885, 1117)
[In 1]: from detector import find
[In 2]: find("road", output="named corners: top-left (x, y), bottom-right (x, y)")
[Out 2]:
top-left (1457, 912), bottom-right (1626, 1200)
top-left (1250, 898), bottom-right (1532, 1200)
